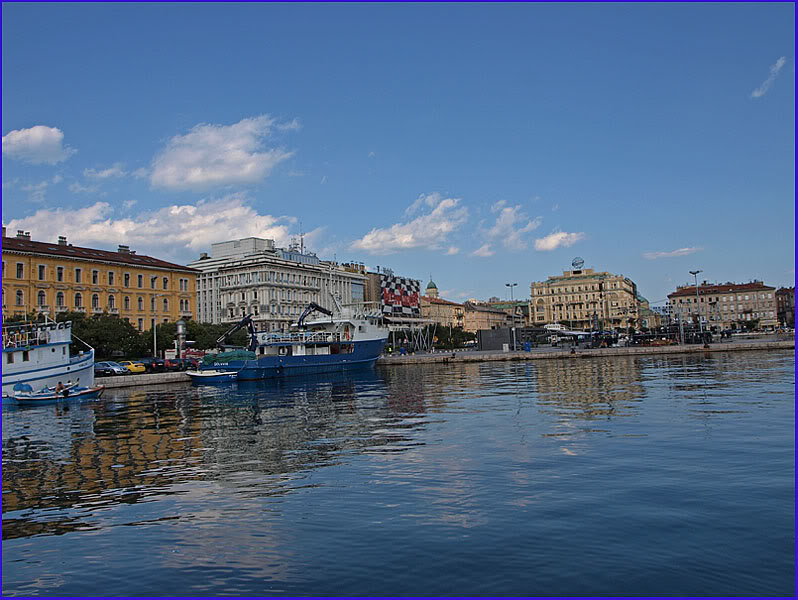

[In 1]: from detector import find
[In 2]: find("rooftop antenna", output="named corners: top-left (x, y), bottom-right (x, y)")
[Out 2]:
top-left (299, 220), bottom-right (305, 254)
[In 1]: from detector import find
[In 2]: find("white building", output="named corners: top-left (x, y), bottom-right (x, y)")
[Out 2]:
top-left (188, 237), bottom-right (366, 332)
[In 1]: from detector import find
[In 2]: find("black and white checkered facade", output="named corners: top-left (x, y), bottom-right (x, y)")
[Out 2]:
top-left (380, 275), bottom-right (421, 317)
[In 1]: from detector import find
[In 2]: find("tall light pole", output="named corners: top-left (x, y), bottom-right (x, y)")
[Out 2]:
top-left (689, 270), bottom-right (704, 339)
top-left (153, 293), bottom-right (168, 357)
top-left (506, 283), bottom-right (518, 351)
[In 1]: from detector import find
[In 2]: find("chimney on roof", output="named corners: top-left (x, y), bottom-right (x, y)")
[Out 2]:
top-left (58, 236), bottom-right (67, 246)
top-left (16, 230), bottom-right (31, 240)
top-left (118, 244), bottom-right (130, 254)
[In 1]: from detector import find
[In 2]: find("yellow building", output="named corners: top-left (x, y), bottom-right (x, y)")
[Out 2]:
top-left (2, 229), bottom-right (197, 331)
top-left (530, 267), bottom-right (638, 331)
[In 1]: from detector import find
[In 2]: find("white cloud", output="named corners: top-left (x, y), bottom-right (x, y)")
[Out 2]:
top-left (123, 199), bottom-right (137, 210)
top-left (5, 194), bottom-right (297, 263)
top-left (320, 175), bottom-right (327, 184)
top-left (751, 56), bottom-right (788, 98)
top-left (483, 200), bottom-right (542, 250)
top-left (534, 230), bottom-right (586, 251)
top-left (84, 163), bottom-right (127, 179)
top-left (69, 181), bottom-right (101, 194)
top-left (643, 246), bottom-right (704, 260)
top-left (2, 178), bottom-right (19, 189)
top-left (150, 115), bottom-right (295, 191)
top-left (2, 125), bottom-right (76, 164)
top-left (471, 243), bottom-right (494, 257)
top-left (22, 181), bottom-right (50, 203)
top-left (551, 203), bottom-right (559, 212)
top-left (446, 246), bottom-right (460, 255)
top-left (351, 192), bottom-right (468, 255)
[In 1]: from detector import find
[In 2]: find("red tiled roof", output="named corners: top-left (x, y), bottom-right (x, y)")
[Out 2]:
top-left (1, 235), bottom-right (198, 273)
top-left (421, 295), bottom-right (463, 307)
top-left (668, 281), bottom-right (774, 298)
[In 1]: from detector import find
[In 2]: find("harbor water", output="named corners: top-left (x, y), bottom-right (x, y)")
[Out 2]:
top-left (2, 350), bottom-right (794, 596)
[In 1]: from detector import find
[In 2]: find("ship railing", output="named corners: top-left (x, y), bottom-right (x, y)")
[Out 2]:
top-left (257, 331), bottom-right (343, 345)
top-left (2, 321), bottom-right (72, 349)
top-left (340, 301), bottom-right (384, 319)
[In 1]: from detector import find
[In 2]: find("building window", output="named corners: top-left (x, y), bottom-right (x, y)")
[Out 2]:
top-left (15, 290), bottom-right (24, 306)
top-left (138, 274), bottom-right (143, 288)
top-left (137, 318), bottom-right (143, 331)
top-left (163, 277), bottom-right (168, 290)
top-left (37, 290), bottom-right (46, 306)
top-left (108, 295), bottom-right (115, 309)
top-left (75, 293), bottom-right (83, 308)
top-left (38, 265), bottom-right (46, 280)
top-left (150, 276), bottom-right (156, 289)
top-left (57, 266), bottom-right (64, 282)
top-left (16, 263), bottom-right (24, 278)
top-left (92, 270), bottom-right (99, 284)
top-left (75, 268), bottom-right (82, 283)
top-left (108, 271), bottom-right (115, 285)
top-left (124, 296), bottom-right (130, 310)
top-left (56, 292), bottom-right (65, 307)
top-left (92, 294), bottom-right (100, 309)
top-left (138, 296), bottom-right (143, 311)
top-left (163, 298), bottom-right (168, 312)
top-left (151, 297), bottom-right (156, 311)
top-left (124, 273), bottom-right (130, 287)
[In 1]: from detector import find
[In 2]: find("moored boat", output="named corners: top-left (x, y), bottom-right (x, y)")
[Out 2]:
top-left (200, 299), bottom-right (389, 381)
top-left (186, 369), bottom-right (239, 383)
top-left (2, 319), bottom-right (95, 399)
top-left (11, 383), bottom-right (105, 404)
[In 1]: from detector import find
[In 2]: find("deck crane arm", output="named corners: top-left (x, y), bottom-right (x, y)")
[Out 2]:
top-left (297, 302), bottom-right (334, 328)
top-left (216, 313), bottom-right (258, 352)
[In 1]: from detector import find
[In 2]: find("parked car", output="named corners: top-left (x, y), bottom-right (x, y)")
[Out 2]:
top-left (94, 361), bottom-right (129, 377)
top-left (135, 357), bottom-right (166, 373)
top-left (119, 360), bottom-right (146, 374)
top-left (163, 358), bottom-right (183, 372)
top-left (176, 357), bottom-right (199, 371)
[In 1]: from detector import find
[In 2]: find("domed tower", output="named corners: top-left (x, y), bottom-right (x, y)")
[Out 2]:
top-left (425, 277), bottom-right (439, 299)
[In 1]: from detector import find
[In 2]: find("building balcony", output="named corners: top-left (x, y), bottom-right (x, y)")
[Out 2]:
top-left (179, 310), bottom-right (192, 317)
top-left (37, 305), bottom-right (50, 312)
top-left (92, 307), bottom-right (103, 314)
top-left (55, 305), bottom-right (68, 313)
top-left (75, 306), bottom-right (86, 313)
top-left (109, 307), bottom-right (119, 314)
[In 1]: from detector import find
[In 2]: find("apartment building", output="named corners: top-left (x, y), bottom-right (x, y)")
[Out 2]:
top-left (530, 268), bottom-right (638, 331)
top-left (2, 229), bottom-right (197, 331)
top-left (667, 280), bottom-right (777, 330)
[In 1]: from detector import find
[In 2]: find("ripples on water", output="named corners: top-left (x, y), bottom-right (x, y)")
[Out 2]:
top-left (2, 351), bottom-right (794, 596)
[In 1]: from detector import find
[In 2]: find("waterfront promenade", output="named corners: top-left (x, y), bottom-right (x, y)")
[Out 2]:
top-left (95, 336), bottom-right (794, 389)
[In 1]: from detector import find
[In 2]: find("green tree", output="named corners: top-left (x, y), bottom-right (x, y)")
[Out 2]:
top-left (56, 311), bottom-right (146, 359)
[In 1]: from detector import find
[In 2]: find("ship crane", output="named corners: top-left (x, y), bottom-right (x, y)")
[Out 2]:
top-left (216, 313), bottom-right (258, 352)
top-left (297, 302), bottom-right (334, 328)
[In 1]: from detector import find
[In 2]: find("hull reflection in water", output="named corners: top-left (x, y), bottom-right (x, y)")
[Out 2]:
top-left (2, 351), bottom-right (794, 596)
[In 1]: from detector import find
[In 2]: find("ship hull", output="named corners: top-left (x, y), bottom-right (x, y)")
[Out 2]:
top-left (206, 338), bottom-right (386, 381)
top-left (2, 349), bottom-right (95, 398)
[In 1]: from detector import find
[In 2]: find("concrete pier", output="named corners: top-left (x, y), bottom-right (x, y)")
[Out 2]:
top-left (377, 339), bottom-right (795, 366)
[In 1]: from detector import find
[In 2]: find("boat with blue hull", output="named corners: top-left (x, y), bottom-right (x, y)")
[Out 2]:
top-left (199, 300), bottom-right (389, 381)
top-left (2, 320), bottom-right (95, 399)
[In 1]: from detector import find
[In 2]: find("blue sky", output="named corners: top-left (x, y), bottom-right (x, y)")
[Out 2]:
top-left (2, 3), bottom-right (794, 306)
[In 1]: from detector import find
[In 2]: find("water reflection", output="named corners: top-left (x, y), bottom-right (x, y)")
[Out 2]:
top-left (2, 351), bottom-right (793, 596)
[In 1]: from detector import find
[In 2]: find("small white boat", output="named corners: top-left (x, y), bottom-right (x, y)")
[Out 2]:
top-left (186, 370), bottom-right (238, 383)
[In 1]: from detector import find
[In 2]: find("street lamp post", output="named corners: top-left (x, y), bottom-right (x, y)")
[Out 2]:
top-left (153, 293), bottom-right (168, 358)
top-left (689, 270), bottom-right (704, 341)
top-left (506, 282), bottom-right (518, 351)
